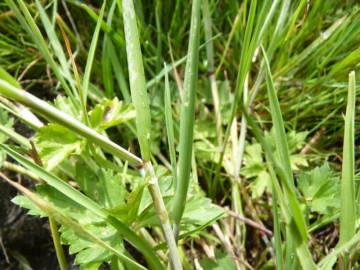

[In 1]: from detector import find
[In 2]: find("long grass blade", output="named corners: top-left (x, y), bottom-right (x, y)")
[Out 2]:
top-left (102, 0), bottom-right (116, 98)
top-left (164, 63), bottom-right (178, 188)
top-left (172, 0), bottom-right (202, 236)
top-left (120, 1), bottom-right (182, 268)
top-left (212, 0), bottom-right (279, 196)
top-left (239, 47), bottom-right (316, 269)
top-left (82, 1), bottom-right (106, 107)
top-left (121, 0), bottom-right (151, 161)
top-left (262, 46), bottom-right (307, 239)
top-left (339, 71), bottom-right (356, 245)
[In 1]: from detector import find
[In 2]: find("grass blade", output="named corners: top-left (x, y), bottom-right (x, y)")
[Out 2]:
top-left (262, 46), bottom-right (307, 239)
top-left (172, 0), bottom-right (202, 235)
top-left (121, 0), bottom-right (151, 161)
top-left (164, 63), bottom-right (178, 188)
top-left (48, 217), bottom-right (68, 270)
top-left (239, 47), bottom-right (316, 269)
top-left (121, 1), bottom-right (182, 268)
top-left (5, 0), bottom-right (77, 104)
top-left (102, 0), bottom-right (116, 98)
top-left (339, 71), bottom-right (356, 245)
top-left (202, 0), bottom-right (222, 144)
top-left (82, 1), bottom-right (106, 107)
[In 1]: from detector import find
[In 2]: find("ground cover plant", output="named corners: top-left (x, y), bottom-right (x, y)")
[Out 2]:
top-left (0, 0), bottom-right (359, 269)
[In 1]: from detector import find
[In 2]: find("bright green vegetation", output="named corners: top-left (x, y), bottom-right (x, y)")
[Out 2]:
top-left (0, 1), bottom-right (359, 269)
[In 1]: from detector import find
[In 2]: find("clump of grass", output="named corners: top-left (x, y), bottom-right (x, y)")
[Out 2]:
top-left (0, 1), bottom-right (359, 269)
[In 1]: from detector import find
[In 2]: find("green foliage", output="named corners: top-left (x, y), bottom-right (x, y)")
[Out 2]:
top-left (298, 163), bottom-right (340, 216)
top-left (0, 108), bottom-right (13, 165)
top-left (200, 250), bottom-right (237, 270)
top-left (89, 98), bottom-right (135, 131)
top-left (34, 124), bottom-right (83, 171)
top-left (0, 0), bottom-right (359, 269)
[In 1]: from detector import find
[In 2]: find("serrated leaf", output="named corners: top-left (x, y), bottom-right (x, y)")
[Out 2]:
top-left (12, 195), bottom-right (46, 217)
top-left (75, 161), bottom-right (126, 208)
top-left (61, 223), bottom-right (123, 267)
top-left (107, 183), bottom-right (146, 224)
top-left (287, 130), bottom-right (308, 152)
top-left (298, 163), bottom-right (340, 215)
top-left (249, 170), bottom-right (272, 198)
top-left (34, 124), bottom-right (83, 171)
top-left (200, 250), bottom-right (236, 270)
top-left (36, 184), bottom-right (100, 223)
top-left (2, 174), bottom-right (146, 270)
top-left (181, 197), bottom-right (224, 228)
top-left (89, 98), bottom-right (135, 131)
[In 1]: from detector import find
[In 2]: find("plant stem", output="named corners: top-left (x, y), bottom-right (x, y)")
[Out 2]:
top-left (0, 79), bottom-right (142, 167)
top-left (172, 0), bottom-right (202, 238)
top-left (49, 217), bottom-right (69, 270)
top-left (144, 162), bottom-right (182, 270)
top-left (121, 1), bottom-right (182, 268)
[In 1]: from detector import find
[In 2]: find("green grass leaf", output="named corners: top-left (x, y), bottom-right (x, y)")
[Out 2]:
top-left (172, 0), bottom-right (202, 229)
top-left (164, 63), bottom-right (178, 188)
top-left (339, 71), bottom-right (356, 245)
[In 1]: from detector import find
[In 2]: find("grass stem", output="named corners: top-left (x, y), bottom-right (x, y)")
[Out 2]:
top-left (121, 1), bottom-right (182, 268)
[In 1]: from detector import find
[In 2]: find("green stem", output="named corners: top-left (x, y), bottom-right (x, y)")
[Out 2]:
top-left (0, 79), bottom-right (142, 167)
top-left (144, 162), bottom-right (182, 270)
top-left (49, 217), bottom-right (69, 270)
top-left (172, 0), bottom-right (202, 236)
top-left (121, 1), bottom-right (182, 268)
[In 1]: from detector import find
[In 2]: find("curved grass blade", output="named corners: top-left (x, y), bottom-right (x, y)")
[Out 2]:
top-left (34, 0), bottom-right (77, 96)
top-left (4, 0), bottom-right (77, 104)
top-left (239, 47), bottom-right (316, 269)
top-left (262, 46), bottom-right (307, 239)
